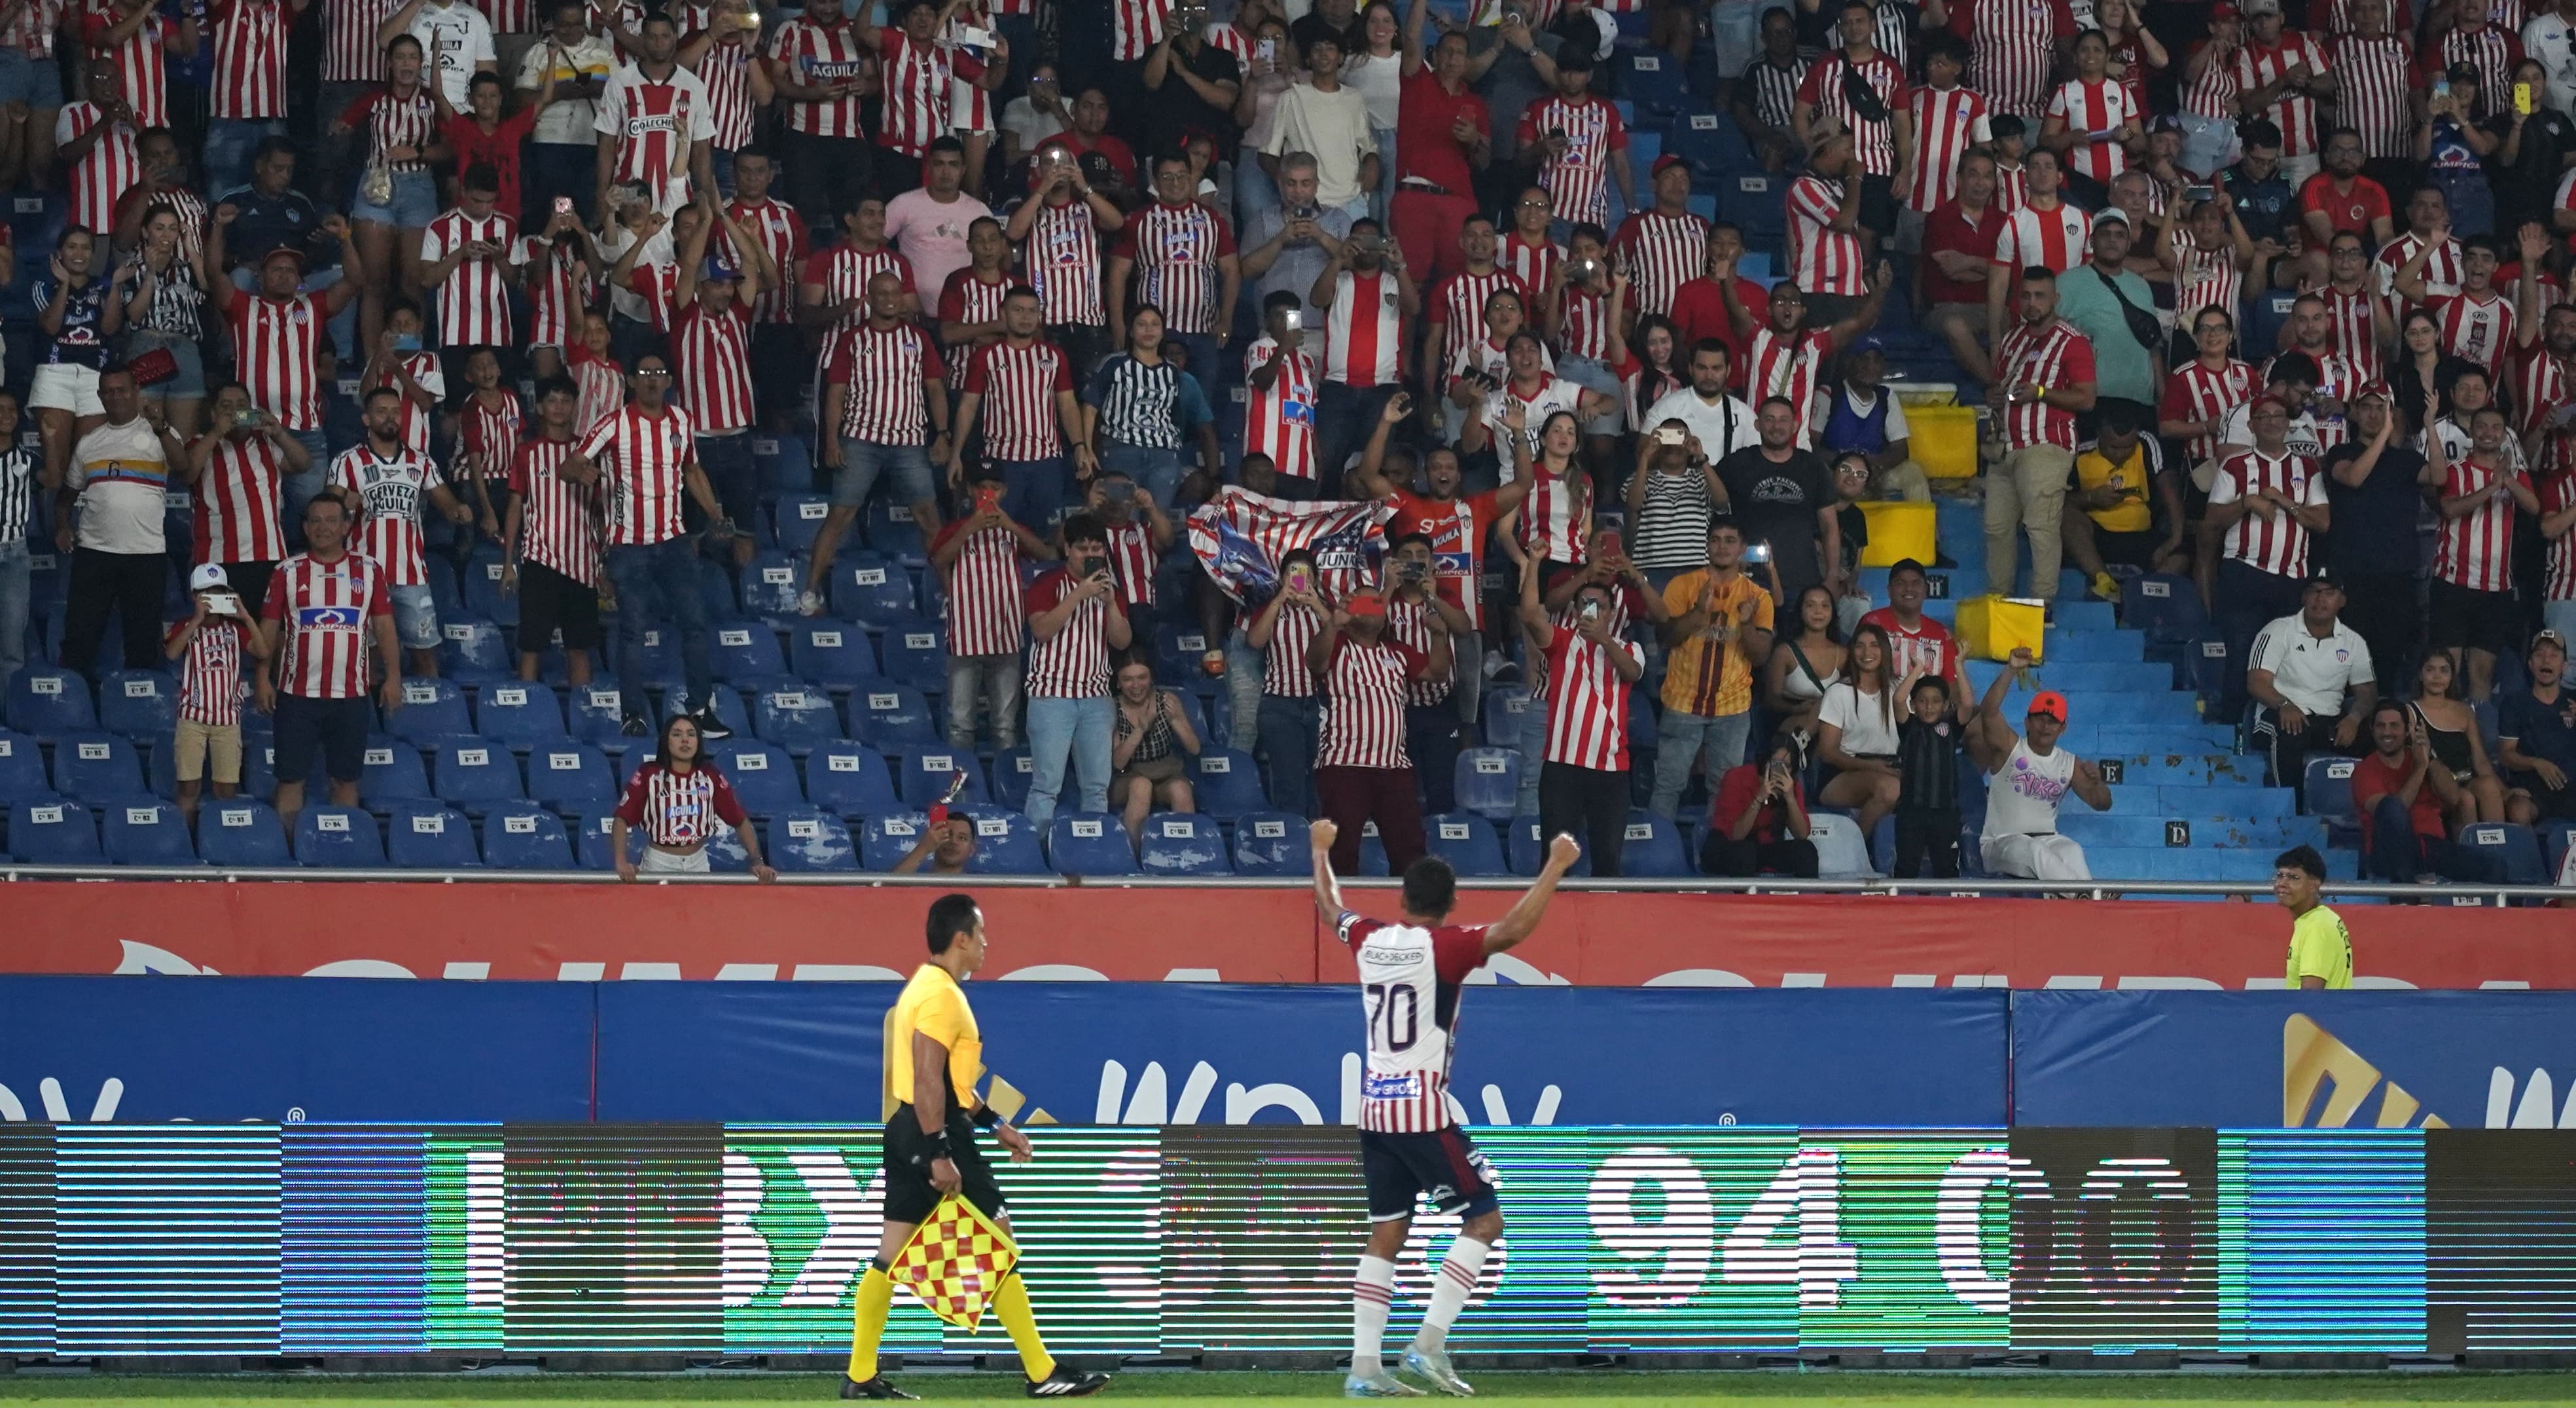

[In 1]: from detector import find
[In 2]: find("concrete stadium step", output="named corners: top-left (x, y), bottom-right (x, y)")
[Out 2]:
top-left (2081, 844), bottom-right (2358, 884)
top-left (2088, 783), bottom-right (2299, 818)
top-left (2058, 813), bottom-right (2325, 850)
top-left (2050, 601), bottom-right (2117, 632)
top-left (2042, 630), bottom-right (2145, 663)
top-left (1967, 660), bottom-right (2172, 695)
top-left (1999, 688), bottom-right (2202, 727)
top-left (2082, 722), bottom-right (2238, 753)
top-left (2090, 753), bottom-right (2266, 787)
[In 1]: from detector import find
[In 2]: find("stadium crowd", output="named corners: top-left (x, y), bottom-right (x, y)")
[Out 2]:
top-left (0, 0), bottom-right (2573, 883)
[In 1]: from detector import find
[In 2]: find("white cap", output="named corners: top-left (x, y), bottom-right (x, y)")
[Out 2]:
top-left (188, 563), bottom-right (230, 592)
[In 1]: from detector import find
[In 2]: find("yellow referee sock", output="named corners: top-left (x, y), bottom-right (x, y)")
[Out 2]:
top-left (846, 1263), bottom-right (895, 1383)
top-left (992, 1273), bottom-right (1057, 1383)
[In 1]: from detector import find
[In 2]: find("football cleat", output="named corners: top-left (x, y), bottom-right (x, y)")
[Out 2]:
top-left (1345, 1371), bottom-right (1425, 1397)
top-left (839, 1375), bottom-right (918, 1400)
top-left (1026, 1365), bottom-right (1111, 1396)
top-left (1401, 1346), bottom-right (1474, 1396)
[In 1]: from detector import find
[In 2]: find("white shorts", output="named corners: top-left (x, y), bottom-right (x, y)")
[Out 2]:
top-left (29, 363), bottom-right (102, 416)
top-left (639, 844), bottom-right (711, 873)
top-left (1984, 831), bottom-right (2092, 882)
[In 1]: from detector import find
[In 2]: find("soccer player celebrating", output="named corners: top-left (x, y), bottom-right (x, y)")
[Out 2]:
top-left (842, 894), bottom-right (1110, 1403)
top-left (1308, 818), bottom-right (1581, 1398)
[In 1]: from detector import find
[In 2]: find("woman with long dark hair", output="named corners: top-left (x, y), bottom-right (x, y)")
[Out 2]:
top-left (611, 713), bottom-right (779, 880)
top-left (1082, 303), bottom-right (1216, 511)
top-left (1815, 621), bottom-right (1903, 838)
top-left (1763, 583), bottom-right (1846, 741)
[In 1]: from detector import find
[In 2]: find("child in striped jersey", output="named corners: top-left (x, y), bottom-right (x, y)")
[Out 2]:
top-left (164, 563), bottom-right (271, 823)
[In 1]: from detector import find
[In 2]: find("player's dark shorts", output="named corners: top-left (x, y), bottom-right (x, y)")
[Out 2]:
top-left (1361, 1126), bottom-right (1502, 1222)
top-left (882, 1103), bottom-right (1007, 1225)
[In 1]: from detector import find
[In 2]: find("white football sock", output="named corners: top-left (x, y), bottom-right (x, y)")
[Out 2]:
top-left (1412, 1235), bottom-right (1491, 1351)
top-left (1352, 1254), bottom-right (1397, 1377)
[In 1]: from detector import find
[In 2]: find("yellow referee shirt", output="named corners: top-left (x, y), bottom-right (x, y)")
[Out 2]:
top-left (2285, 905), bottom-right (2353, 989)
top-left (882, 964), bottom-right (986, 1120)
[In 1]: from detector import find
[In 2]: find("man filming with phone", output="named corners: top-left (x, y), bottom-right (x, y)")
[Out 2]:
top-left (1022, 513), bottom-right (1132, 829)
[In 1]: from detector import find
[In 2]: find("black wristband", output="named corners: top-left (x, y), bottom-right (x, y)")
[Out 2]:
top-left (972, 1105), bottom-right (1003, 1129)
top-left (910, 1128), bottom-right (955, 1166)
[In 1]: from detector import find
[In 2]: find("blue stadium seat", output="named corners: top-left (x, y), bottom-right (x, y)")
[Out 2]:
top-left (0, 729), bottom-right (44, 802)
top-left (961, 806), bottom-right (1045, 875)
top-left (98, 668), bottom-right (178, 744)
top-left (351, 738), bottom-right (427, 808)
top-left (527, 742), bottom-right (616, 814)
top-left (708, 740), bottom-right (803, 816)
top-left (893, 746), bottom-right (988, 807)
top-left (1483, 686), bottom-right (1535, 748)
top-left (2543, 820), bottom-right (2576, 880)
top-left (1425, 813), bottom-right (1506, 876)
top-left (387, 677), bottom-right (473, 747)
top-left (389, 804), bottom-right (481, 868)
top-left (772, 806), bottom-right (859, 871)
top-left (754, 681), bottom-right (842, 754)
top-left (711, 623), bottom-right (789, 684)
top-left (866, 500), bottom-right (928, 565)
top-left (573, 812), bottom-right (626, 871)
top-left (1455, 747), bottom-right (1520, 820)
top-left (1139, 812), bottom-right (1228, 875)
top-left (6, 666), bottom-right (96, 740)
top-left (432, 737), bottom-right (524, 814)
top-left (808, 741), bottom-right (899, 816)
top-left (740, 552), bottom-right (807, 620)
top-left (879, 618), bottom-right (949, 695)
top-left (702, 817), bottom-right (753, 873)
top-left (52, 731), bottom-right (147, 803)
top-left (772, 492), bottom-right (831, 552)
top-left (1619, 809), bottom-right (1691, 877)
top-left (474, 681), bottom-right (567, 747)
top-left (859, 812), bottom-right (931, 871)
top-left (990, 745), bottom-right (1034, 812)
top-left (1506, 815), bottom-right (1593, 877)
top-left (623, 626), bottom-right (681, 688)
top-left (9, 797), bottom-right (98, 863)
top-left (427, 557), bottom-right (463, 618)
top-left (1617, 46), bottom-right (1687, 116)
top-left (1232, 810), bottom-right (1305, 876)
top-left (462, 556), bottom-right (518, 630)
top-left (101, 799), bottom-right (196, 864)
top-left (293, 805), bottom-right (385, 867)
top-left (1046, 812), bottom-right (1137, 876)
top-left (2304, 755), bottom-right (2361, 833)
top-left (790, 623), bottom-right (878, 689)
top-left (483, 803), bottom-right (575, 870)
top-left (2123, 573), bottom-right (2206, 653)
top-left (853, 683), bottom-right (937, 745)
top-left (437, 619), bottom-right (512, 683)
top-left (2458, 822), bottom-right (2547, 885)
top-left (1189, 748), bottom-right (1266, 820)
top-left (198, 799), bottom-right (291, 866)
top-left (571, 683), bottom-right (641, 744)
top-left (755, 432), bottom-right (812, 497)
top-left (1356, 826), bottom-right (1390, 876)
top-left (659, 681), bottom-right (752, 738)
top-left (1153, 622), bottom-right (1215, 682)
top-left (697, 556), bottom-right (740, 623)
top-left (831, 557), bottom-right (918, 628)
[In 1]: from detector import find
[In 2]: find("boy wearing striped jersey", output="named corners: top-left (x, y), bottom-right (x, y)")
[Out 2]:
top-left (1311, 820), bottom-right (1579, 1399)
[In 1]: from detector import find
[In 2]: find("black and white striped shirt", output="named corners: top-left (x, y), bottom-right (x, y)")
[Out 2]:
top-left (1631, 466), bottom-right (1719, 570)
top-left (1870, 1), bottom-right (1918, 79)
top-left (1082, 352), bottom-right (1208, 453)
top-left (1745, 58), bottom-right (1802, 132)
top-left (0, 442), bottom-right (38, 547)
top-left (121, 254), bottom-right (205, 338)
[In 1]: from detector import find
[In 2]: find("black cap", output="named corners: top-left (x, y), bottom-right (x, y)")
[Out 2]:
top-left (2302, 567), bottom-right (2343, 590)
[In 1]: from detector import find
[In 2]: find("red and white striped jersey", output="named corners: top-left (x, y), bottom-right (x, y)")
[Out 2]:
top-left (1243, 336), bottom-right (1319, 481)
top-left (2158, 357), bottom-right (2259, 467)
top-left (1748, 328), bottom-right (1832, 445)
top-left (363, 352), bottom-right (445, 455)
top-left (1499, 230), bottom-right (1562, 298)
top-left (1994, 319), bottom-right (2096, 450)
top-left (1906, 86), bottom-right (1992, 214)
top-left (1336, 911), bottom-right (1486, 1132)
top-left (2046, 78), bottom-right (2136, 183)
top-left (878, 29), bottom-right (981, 156)
top-left (192, 433), bottom-right (288, 566)
top-left (261, 550), bottom-right (392, 700)
top-left (671, 301), bottom-right (755, 433)
top-left (2376, 232), bottom-right (2463, 316)
top-left (578, 402), bottom-right (698, 547)
top-left (458, 390), bottom-right (522, 483)
top-left (2435, 457), bottom-right (2530, 591)
top-left (572, 353), bottom-right (624, 434)
top-left (210, 0), bottom-right (291, 120)
top-left (2314, 283), bottom-right (2382, 382)
top-left (1556, 285), bottom-right (1607, 361)
top-left (767, 14), bottom-right (869, 137)
top-left (2178, 39), bottom-right (2238, 120)
top-left (342, 84), bottom-right (437, 172)
top-left (2211, 450), bottom-right (2326, 576)
top-left (966, 338), bottom-right (1072, 463)
top-left (1995, 198), bottom-right (2091, 275)
top-left (322, 0), bottom-right (401, 81)
top-left (507, 436), bottom-right (603, 587)
top-left (1112, 200), bottom-right (1236, 336)
top-left (331, 444), bottom-right (445, 587)
top-left (1024, 197), bottom-right (1105, 328)
top-left (2506, 344), bottom-right (2572, 439)
top-left (1786, 173), bottom-right (1866, 296)
top-left (724, 196), bottom-right (804, 324)
top-left (476, 0), bottom-right (529, 33)
top-left (595, 63), bottom-right (711, 210)
top-left (614, 761), bottom-right (749, 846)
top-left (1609, 209), bottom-right (1708, 320)
top-left (1515, 92), bottom-right (1627, 225)
top-left (805, 244), bottom-right (916, 332)
top-left (1958, 0), bottom-right (2064, 117)
top-left (1112, 0), bottom-right (1171, 62)
top-left (937, 268), bottom-right (1012, 391)
top-left (1103, 518), bottom-right (1154, 609)
top-left (1431, 266), bottom-right (1530, 370)
top-left (1515, 469), bottom-right (1588, 564)
top-left (2433, 24), bottom-right (2519, 119)
top-left (1262, 599), bottom-right (1323, 696)
top-left (1542, 623), bottom-right (1639, 769)
top-left (420, 208), bottom-right (520, 348)
top-left (82, 0), bottom-right (170, 130)
top-left (2431, 292), bottom-right (2516, 378)
top-left (691, 32), bottom-right (758, 151)
top-left (2541, 461), bottom-right (2576, 602)
top-left (1202, 18), bottom-right (1250, 67)
top-left (519, 235), bottom-right (594, 349)
top-left (1325, 270), bottom-right (1403, 388)
top-left (1385, 596), bottom-right (1453, 705)
top-left (56, 104), bottom-right (138, 240)
top-left (827, 321), bottom-right (944, 444)
top-left (2233, 35), bottom-right (2330, 156)
top-left (226, 295), bottom-right (325, 433)
top-left (171, 619), bottom-right (245, 728)
top-left (1991, 161), bottom-right (2028, 213)
top-left (1024, 567), bottom-right (1116, 698)
top-left (932, 518), bottom-right (1026, 657)
top-left (1, 0), bottom-right (62, 58)
top-left (2171, 230), bottom-right (2243, 331)
top-left (1316, 634), bottom-right (1422, 769)
top-left (1798, 50), bottom-right (1908, 177)
top-left (2331, 33), bottom-right (2413, 160)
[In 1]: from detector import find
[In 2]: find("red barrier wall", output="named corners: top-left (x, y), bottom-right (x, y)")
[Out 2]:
top-left (10, 882), bottom-right (2570, 988)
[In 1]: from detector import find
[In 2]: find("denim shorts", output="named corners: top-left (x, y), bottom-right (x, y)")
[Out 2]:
top-left (389, 583), bottom-right (438, 650)
top-left (352, 169), bottom-right (439, 229)
top-left (127, 329), bottom-right (206, 399)
top-left (0, 50), bottom-right (64, 109)
top-left (832, 439), bottom-right (937, 509)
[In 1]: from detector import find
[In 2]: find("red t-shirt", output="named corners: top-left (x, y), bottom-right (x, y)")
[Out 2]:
top-left (1666, 275), bottom-right (1769, 392)
top-left (2350, 749), bottom-right (2443, 851)
top-left (2298, 173), bottom-right (2390, 238)
top-left (1921, 198), bottom-right (2004, 306)
top-left (1395, 65), bottom-right (1488, 194)
top-left (444, 111), bottom-right (537, 217)
top-left (1857, 606), bottom-right (1961, 683)
top-left (1709, 763), bottom-right (1793, 846)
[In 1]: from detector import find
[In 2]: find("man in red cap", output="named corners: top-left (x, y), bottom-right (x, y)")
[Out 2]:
top-left (1971, 648), bottom-right (2111, 880)
top-left (1309, 585), bottom-right (1448, 878)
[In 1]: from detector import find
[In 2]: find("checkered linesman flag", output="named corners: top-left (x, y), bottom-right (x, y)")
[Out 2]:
top-left (885, 1193), bottom-right (1020, 1330)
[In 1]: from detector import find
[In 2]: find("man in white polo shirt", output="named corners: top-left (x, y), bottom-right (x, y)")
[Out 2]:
top-left (2247, 568), bottom-right (2377, 808)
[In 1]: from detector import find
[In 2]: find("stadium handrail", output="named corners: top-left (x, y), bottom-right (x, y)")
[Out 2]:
top-left (1, 862), bottom-right (2566, 903)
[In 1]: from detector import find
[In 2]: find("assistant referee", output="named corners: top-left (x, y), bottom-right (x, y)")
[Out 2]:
top-left (2272, 845), bottom-right (2352, 990)
top-left (843, 895), bottom-right (1111, 1401)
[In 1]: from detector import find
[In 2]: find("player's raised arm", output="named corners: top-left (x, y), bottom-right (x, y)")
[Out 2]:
top-left (1309, 818), bottom-right (1344, 922)
top-left (1481, 833), bottom-right (1581, 955)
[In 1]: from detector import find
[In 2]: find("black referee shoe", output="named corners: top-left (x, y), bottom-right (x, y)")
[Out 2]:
top-left (1026, 1365), bottom-right (1111, 1397)
top-left (839, 1375), bottom-right (917, 1400)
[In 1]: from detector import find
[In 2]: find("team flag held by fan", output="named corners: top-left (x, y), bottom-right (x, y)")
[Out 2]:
top-left (1187, 486), bottom-right (1393, 609)
top-left (885, 1193), bottom-right (1020, 1330)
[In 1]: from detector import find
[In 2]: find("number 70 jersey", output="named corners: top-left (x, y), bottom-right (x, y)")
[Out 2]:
top-left (1336, 912), bottom-right (1491, 1134)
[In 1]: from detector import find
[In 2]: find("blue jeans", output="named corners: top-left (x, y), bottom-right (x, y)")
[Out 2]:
top-left (1257, 692), bottom-right (1320, 818)
top-left (204, 119), bottom-right (281, 197)
top-left (1025, 693), bottom-right (1113, 827)
top-left (1101, 442), bottom-right (1185, 511)
top-left (283, 431), bottom-right (331, 550)
top-left (605, 537), bottom-right (713, 720)
top-left (832, 437), bottom-right (937, 509)
top-left (1172, 331), bottom-right (1223, 414)
top-left (2364, 795), bottom-right (2505, 884)
top-left (1234, 145), bottom-right (1281, 234)
top-left (1315, 380), bottom-right (1398, 499)
top-left (1409, 700), bottom-right (1462, 816)
top-left (995, 456), bottom-right (1069, 533)
top-left (696, 432), bottom-right (757, 532)
top-left (1649, 707), bottom-right (1751, 818)
top-left (1517, 689), bottom-right (1547, 817)
top-left (1370, 123), bottom-right (1399, 223)
top-left (0, 539), bottom-right (29, 691)
top-left (1226, 629), bottom-right (1263, 752)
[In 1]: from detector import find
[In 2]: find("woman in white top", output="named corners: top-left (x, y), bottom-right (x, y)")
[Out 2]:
top-left (1815, 621), bottom-right (1903, 836)
top-left (1342, 1), bottom-right (1403, 222)
top-left (1763, 585), bottom-right (1845, 738)
top-left (1971, 646), bottom-right (2113, 880)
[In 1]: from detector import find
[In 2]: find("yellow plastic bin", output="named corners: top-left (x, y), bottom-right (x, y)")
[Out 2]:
top-left (1909, 405), bottom-right (1980, 480)
top-left (1857, 501), bottom-right (1935, 567)
top-left (1954, 593), bottom-right (2047, 662)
